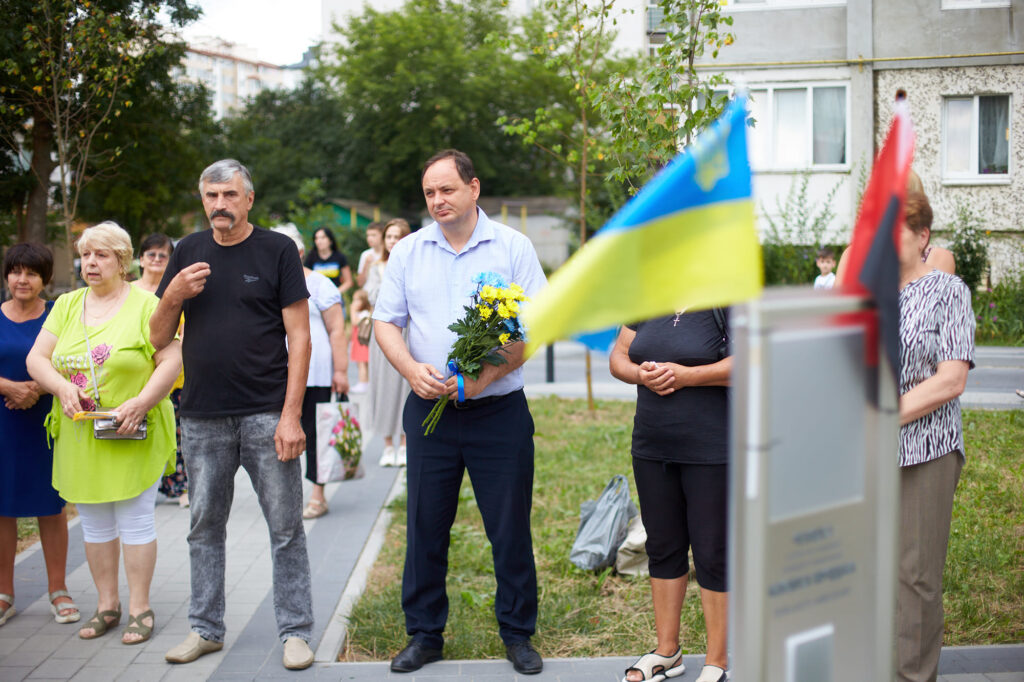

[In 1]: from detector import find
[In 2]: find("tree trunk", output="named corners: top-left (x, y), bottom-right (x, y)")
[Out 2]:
top-left (24, 111), bottom-right (55, 244)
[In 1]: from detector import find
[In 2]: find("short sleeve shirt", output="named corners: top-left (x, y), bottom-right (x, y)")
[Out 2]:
top-left (898, 269), bottom-right (975, 467)
top-left (156, 227), bottom-right (309, 416)
top-left (626, 310), bottom-right (730, 464)
top-left (42, 287), bottom-right (176, 502)
top-left (306, 270), bottom-right (342, 387)
top-left (304, 249), bottom-right (348, 286)
top-left (372, 209), bottom-right (547, 399)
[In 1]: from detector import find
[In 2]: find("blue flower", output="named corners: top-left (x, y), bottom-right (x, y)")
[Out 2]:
top-left (472, 271), bottom-right (508, 289)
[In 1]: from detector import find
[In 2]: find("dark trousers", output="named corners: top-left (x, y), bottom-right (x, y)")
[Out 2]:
top-left (401, 389), bottom-right (537, 649)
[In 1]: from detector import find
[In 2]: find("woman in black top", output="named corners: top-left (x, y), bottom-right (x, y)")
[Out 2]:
top-left (610, 310), bottom-right (731, 682)
top-left (303, 227), bottom-right (353, 294)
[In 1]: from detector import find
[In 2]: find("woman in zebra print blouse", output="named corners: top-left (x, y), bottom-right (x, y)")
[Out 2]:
top-left (896, 192), bottom-right (975, 682)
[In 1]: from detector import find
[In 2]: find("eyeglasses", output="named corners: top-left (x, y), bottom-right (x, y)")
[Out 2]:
top-left (143, 251), bottom-right (169, 261)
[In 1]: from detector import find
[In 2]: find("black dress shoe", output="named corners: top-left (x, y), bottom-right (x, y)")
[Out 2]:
top-left (505, 640), bottom-right (543, 675)
top-left (390, 640), bottom-right (443, 673)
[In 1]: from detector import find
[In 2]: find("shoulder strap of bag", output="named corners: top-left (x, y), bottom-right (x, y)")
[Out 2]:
top-left (80, 297), bottom-right (102, 406)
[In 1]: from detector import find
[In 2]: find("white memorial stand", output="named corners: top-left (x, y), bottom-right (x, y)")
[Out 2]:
top-left (729, 289), bottom-right (899, 682)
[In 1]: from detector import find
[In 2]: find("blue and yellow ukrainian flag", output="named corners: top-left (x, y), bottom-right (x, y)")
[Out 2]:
top-left (523, 97), bottom-right (762, 354)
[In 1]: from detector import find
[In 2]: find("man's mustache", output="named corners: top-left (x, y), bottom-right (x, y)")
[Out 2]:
top-left (210, 209), bottom-right (235, 221)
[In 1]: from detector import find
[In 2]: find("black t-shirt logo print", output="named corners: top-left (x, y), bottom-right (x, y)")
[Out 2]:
top-left (243, 274), bottom-right (259, 283)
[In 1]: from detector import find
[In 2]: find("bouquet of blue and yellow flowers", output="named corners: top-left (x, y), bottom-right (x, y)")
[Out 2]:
top-left (421, 272), bottom-right (529, 436)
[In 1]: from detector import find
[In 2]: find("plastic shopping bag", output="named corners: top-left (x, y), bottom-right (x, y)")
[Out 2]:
top-left (315, 395), bottom-right (364, 483)
top-left (569, 474), bottom-right (638, 571)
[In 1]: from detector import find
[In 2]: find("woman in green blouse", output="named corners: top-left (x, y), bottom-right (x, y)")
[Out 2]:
top-left (27, 221), bottom-right (181, 646)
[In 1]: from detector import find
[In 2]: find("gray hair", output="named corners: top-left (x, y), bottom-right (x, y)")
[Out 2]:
top-left (271, 223), bottom-right (305, 255)
top-left (199, 159), bottom-right (254, 194)
top-left (77, 221), bottom-right (134, 276)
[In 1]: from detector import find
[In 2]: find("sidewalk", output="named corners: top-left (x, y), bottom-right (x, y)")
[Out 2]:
top-left (2, 388), bottom-right (1022, 680)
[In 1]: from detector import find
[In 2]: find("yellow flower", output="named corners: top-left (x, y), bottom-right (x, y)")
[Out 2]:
top-left (499, 333), bottom-right (511, 345)
top-left (478, 305), bottom-right (493, 320)
top-left (505, 299), bottom-right (520, 315)
top-left (480, 285), bottom-right (498, 302)
top-left (497, 303), bottom-right (511, 319)
top-left (509, 283), bottom-right (525, 299)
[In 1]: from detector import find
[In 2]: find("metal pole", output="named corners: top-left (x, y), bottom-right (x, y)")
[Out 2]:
top-left (545, 344), bottom-right (554, 383)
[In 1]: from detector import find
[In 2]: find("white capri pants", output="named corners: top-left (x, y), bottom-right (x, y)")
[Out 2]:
top-left (76, 481), bottom-right (160, 545)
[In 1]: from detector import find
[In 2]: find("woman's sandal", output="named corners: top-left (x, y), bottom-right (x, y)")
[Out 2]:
top-left (122, 609), bottom-right (155, 645)
top-left (0, 593), bottom-right (15, 627)
top-left (49, 590), bottom-right (81, 624)
top-left (79, 604), bottom-right (121, 640)
top-left (622, 647), bottom-right (686, 682)
top-left (302, 499), bottom-right (328, 519)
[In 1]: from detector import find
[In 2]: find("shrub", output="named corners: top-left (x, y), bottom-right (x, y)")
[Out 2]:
top-left (973, 268), bottom-right (1024, 345)
top-left (948, 200), bottom-right (989, 293)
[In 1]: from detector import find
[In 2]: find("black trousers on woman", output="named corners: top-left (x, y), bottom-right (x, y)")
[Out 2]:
top-left (401, 389), bottom-right (537, 650)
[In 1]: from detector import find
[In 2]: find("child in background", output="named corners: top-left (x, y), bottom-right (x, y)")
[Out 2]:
top-left (814, 247), bottom-right (836, 290)
top-left (349, 289), bottom-right (371, 393)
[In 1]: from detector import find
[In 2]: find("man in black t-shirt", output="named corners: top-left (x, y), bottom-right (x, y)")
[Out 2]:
top-left (151, 159), bottom-right (315, 671)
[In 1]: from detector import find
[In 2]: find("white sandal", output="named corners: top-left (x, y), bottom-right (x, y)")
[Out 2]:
top-left (696, 664), bottom-right (728, 682)
top-left (49, 590), bottom-right (81, 624)
top-left (622, 647), bottom-right (685, 682)
top-left (0, 593), bottom-right (15, 627)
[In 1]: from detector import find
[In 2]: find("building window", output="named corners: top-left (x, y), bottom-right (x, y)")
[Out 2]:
top-left (943, 94), bottom-right (1010, 181)
top-left (647, 5), bottom-right (665, 33)
top-left (747, 84), bottom-right (848, 170)
top-left (941, 0), bottom-right (1010, 9)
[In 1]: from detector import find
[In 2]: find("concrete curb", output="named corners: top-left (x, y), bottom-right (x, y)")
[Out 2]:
top-left (315, 468), bottom-right (407, 663)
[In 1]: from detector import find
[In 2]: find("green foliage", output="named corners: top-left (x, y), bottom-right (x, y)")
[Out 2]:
top-left (498, 0), bottom-right (631, 241)
top-left (593, 0), bottom-right (733, 193)
top-left (948, 199), bottom-right (989, 293)
top-left (0, 0), bottom-right (201, 246)
top-left (283, 178), bottom-right (366, 271)
top-left (219, 80), bottom-right (350, 221)
top-left (973, 267), bottom-right (1024, 346)
top-left (761, 172), bottom-right (846, 285)
top-left (315, 0), bottom-right (568, 214)
top-left (74, 79), bottom-right (219, 243)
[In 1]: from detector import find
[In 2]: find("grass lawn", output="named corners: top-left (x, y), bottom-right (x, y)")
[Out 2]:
top-left (342, 398), bottom-right (1024, 660)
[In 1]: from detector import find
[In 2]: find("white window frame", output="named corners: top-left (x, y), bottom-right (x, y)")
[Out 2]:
top-left (746, 82), bottom-right (851, 172)
top-left (941, 94), bottom-right (1012, 185)
top-left (724, 0), bottom-right (846, 10)
top-left (941, 0), bottom-right (1010, 10)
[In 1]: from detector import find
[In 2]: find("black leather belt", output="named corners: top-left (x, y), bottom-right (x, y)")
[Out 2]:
top-left (451, 392), bottom-right (512, 410)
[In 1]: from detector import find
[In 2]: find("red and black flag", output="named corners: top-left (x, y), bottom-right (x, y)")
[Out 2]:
top-left (839, 97), bottom-right (915, 380)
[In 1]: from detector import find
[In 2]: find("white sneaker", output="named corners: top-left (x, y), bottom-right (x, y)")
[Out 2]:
top-left (379, 445), bottom-right (396, 467)
top-left (396, 445), bottom-right (407, 467)
top-left (351, 382), bottom-right (369, 394)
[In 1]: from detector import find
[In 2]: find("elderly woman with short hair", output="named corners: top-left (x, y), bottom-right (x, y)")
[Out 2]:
top-left (896, 192), bottom-right (974, 682)
top-left (27, 221), bottom-right (180, 645)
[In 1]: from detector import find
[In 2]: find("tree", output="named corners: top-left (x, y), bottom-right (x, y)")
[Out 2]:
top-left (0, 0), bottom-right (200, 251)
top-left (499, 0), bottom-right (630, 410)
top-left (217, 80), bottom-right (350, 224)
top-left (315, 0), bottom-right (570, 215)
top-left (593, 0), bottom-right (733, 192)
top-left (74, 75), bottom-right (220, 244)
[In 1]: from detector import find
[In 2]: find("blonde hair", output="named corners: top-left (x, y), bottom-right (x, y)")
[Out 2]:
top-left (77, 221), bottom-right (133, 276)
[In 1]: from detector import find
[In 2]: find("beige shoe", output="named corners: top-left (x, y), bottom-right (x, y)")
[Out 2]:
top-left (165, 631), bottom-right (223, 663)
top-left (283, 637), bottom-right (314, 670)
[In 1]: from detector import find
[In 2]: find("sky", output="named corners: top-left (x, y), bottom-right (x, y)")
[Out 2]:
top-left (177, 0), bottom-right (323, 66)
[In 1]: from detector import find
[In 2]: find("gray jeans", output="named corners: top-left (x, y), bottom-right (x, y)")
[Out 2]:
top-left (181, 413), bottom-right (313, 643)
